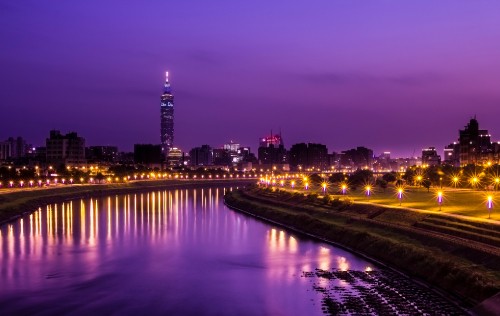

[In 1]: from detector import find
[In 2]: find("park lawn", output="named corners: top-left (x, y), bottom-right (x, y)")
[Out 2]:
top-left (285, 185), bottom-right (500, 221)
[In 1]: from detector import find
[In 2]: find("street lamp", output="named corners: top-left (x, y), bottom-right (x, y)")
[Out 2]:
top-left (437, 191), bottom-right (443, 211)
top-left (341, 184), bottom-right (347, 195)
top-left (487, 195), bottom-right (493, 219)
top-left (365, 185), bottom-right (371, 197)
top-left (291, 181), bottom-right (295, 189)
top-left (397, 188), bottom-right (404, 206)
top-left (470, 176), bottom-right (480, 188)
top-left (322, 182), bottom-right (327, 194)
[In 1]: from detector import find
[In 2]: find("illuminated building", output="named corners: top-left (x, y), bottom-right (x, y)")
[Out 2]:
top-left (160, 71), bottom-right (175, 154)
top-left (458, 117), bottom-right (493, 165)
top-left (421, 147), bottom-right (441, 166)
top-left (258, 132), bottom-right (287, 165)
top-left (167, 147), bottom-right (183, 166)
top-left (340, 147), bottom-right (373, 170)
top-left (443, 142), bottom-right (460, 167)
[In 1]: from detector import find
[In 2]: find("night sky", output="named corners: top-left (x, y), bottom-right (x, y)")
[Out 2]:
top-left (1, 1), bottom-right (500, 157)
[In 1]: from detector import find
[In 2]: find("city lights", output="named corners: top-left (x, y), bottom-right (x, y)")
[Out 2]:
top-left (365, 185), bottom-right (371, 197)
top-left (397, 187), bottom-right (404, 206)
top-left (487, 195), bottom-right (493, 219)
top-left (437, 191), bottom-right (443, 211)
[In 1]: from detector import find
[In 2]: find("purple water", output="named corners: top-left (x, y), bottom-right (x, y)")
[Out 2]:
top-left (0, 187), bottom-right (462, 315)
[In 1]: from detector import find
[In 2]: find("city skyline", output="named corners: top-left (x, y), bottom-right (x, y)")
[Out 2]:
top-left (2, 1), bottom-right (500, 157)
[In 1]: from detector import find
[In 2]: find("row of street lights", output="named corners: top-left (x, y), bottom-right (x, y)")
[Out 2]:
top-left (260, 177), bottom-right (496, 219)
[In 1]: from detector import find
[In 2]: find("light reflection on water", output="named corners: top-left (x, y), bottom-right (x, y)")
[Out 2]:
top-left (0, 186), bottom-right (373, 315)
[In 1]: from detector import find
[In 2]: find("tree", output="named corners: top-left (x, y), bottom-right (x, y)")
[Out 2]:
top-left (349, 169), bottom-right (374, 186)
top-left (376, 179), bottom-right (388, 192)
top-left (329, 173), bottom-right (346, 183)
top-left (422, 179), bottom-right (431, 192)
top-left (382, 172), bottom-right (397, 183)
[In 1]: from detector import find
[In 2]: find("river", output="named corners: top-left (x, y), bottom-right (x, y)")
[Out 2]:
top-left (0, 185), bottom-right (465, 315)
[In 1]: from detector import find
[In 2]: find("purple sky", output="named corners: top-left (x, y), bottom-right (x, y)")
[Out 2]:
top-left (2, 1), bottom-right (500, 157)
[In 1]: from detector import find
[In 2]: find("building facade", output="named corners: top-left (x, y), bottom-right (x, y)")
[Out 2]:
top-left (258, 133), bottom-right (288, 165)
top-left (458, 117), bottom-right (494, 165)
top-left (289, 143), bottom-right (329, 171)
top-left (421, 147), bottom-right (441, 166)
top-left (189, 145), bottom-right (213, 166)
top-left (340, 146), bottom-right (374, 170)
top-left (160, 71), bottom-right (175, 154)
top-left (46, 130), bottom-right (86, 166)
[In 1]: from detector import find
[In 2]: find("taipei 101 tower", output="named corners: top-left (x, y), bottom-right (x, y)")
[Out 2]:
top-left (160, 71), bottom-right (174, 153)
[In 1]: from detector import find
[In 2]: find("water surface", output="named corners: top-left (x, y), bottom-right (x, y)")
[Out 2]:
top-left (0, 186), bottom-right (463, 315)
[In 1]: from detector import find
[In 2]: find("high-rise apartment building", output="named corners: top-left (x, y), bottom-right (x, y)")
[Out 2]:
top-left (289, 143), bottom-right (329, 170)
top-left (160, 71), bottom-right (174, 154)
top-left (458, 117), bottom-right (493, 165)
top-left (46, 130), bottom-right (86, 166)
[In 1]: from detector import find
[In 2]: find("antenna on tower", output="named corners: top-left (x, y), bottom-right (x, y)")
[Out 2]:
top-left (165, 71), bottom-right (169, 82)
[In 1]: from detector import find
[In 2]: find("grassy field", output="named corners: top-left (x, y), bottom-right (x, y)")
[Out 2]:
top-left (283, 184), bottom-right (500, 221)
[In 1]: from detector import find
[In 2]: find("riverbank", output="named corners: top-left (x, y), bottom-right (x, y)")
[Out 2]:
top-left (224, 186), bottom-right (500, 311)
top-left (0, 179), bottom-right (254, 225)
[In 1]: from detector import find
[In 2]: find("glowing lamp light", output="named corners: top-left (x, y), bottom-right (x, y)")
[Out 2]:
top-left (38, 180), bottom-right (42, 186)
top-left (322, 182), bottom-right (327, 193)
top-left (305, 182), bottom-right (309, 190)
top-left (397, 188), bottom-right (404, 206)
top-left (365, 185), bottom-right (371, 197)
top-left (20, 181), bottom-right (24, 187)
top-left (291, 181), bottom-right (295, 188)
top-left (341, 184), bottom-right (347, 195)
top-left (280, 180), bottom-right (284, 187)
top-left (9, 181), bottom-right (14, 187)
top-left (29, 180), bottom-right (33, 187)
top-left (437, 191), bottom-right (443, 211)
top-left (487, 195), bottom-right (493, 219)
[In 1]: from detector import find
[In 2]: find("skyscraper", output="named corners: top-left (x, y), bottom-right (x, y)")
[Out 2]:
top-left (160, 71), bottom-right (174, 154)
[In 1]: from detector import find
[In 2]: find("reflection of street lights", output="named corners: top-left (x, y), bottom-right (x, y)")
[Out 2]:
top-left (487, 195), bottom-right (493, 219)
